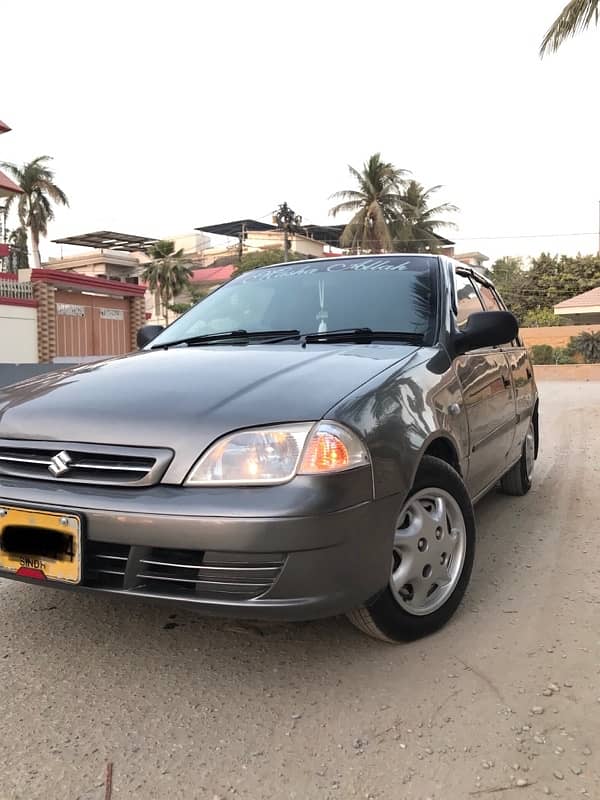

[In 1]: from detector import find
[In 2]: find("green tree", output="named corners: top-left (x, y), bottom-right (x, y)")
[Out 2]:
top-left (567, 330), bottom-right (600, 363)
top-left (394, 181), bottom-right (457, 252)
top-left (7, 226), bottom-right (29, 270)
top-left (540, 0), bottom-right (599, 55)
top-left (521, 307), bottom-right (563, 327)
top-left (142, 240), bottom-right (193, 326)
top-left (519, 253), bottom-right (600, 316)
top-left (489, 257), bottom-right (526, 320)
top-left (1, 156), bottom-right (68, 269)
top-left (329, 153), bottom-right (407, 253)
top-left (236, 248), bottom-right (303, 275)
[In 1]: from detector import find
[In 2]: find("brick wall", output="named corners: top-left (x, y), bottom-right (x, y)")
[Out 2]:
top-left (520, 324), bottom-right (600, 348)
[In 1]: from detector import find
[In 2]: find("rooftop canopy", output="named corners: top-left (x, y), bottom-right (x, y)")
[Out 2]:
top-left (196, 219), bottom-right (277, 238)
top-left (196, 219), bottom-right (348, 246)
top-left (196, 218), bottom-right (455, 249)
top-left (52, 230), bottom-right (159, 253)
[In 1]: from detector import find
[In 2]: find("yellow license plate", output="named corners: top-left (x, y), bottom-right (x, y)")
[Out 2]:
top-left (0, 506), bottom-right (81, 584)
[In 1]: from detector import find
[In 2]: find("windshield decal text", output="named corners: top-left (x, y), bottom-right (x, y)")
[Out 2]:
top-left (239, 258), bottom-right (412, 283)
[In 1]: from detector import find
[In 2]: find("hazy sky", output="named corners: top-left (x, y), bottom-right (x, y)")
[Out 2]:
top-left (2, 0), bottom-right (599, 263)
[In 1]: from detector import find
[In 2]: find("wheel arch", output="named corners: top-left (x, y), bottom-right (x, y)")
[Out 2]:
top-left (421, 435), bottom-right (462, 477)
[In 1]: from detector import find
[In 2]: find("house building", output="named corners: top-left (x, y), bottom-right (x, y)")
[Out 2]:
top-left (554, 287), bottom-right (600, 325)
top-left (455, 251), bottom-right (490, 275)
top-left (47, 230), bottom-right (211, 323)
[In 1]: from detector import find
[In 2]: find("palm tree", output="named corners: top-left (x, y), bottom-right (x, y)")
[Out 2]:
top-left (540, 0), bottom-right (599, 56)
top-left (394, 181), bottom-right (457, 253)
top-left (329, 153), bottom-right (408, 253)
top-left (142, 240), bottom-right (193, 326)
top-left (568, 330), bottom-right (600, 362)
top-left (1, 156), bottom-right (68, 269)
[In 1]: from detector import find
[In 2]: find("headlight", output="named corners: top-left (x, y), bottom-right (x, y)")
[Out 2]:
top-left (185, 421), bottom-right (369, 485)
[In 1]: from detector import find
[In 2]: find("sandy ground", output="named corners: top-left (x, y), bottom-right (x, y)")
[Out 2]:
top-left (1, 381), bottom-right (599, 800)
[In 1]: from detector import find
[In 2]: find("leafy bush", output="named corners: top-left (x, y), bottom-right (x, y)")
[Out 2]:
top-left (552, 347), bottom-right (575, 365)
top-left (529, 344), bottom-right (554, 364)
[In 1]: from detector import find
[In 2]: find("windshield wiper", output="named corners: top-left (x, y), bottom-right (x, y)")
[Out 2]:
top-left (302, 328), bottom-right (424, 345)
top-left (150, 329), bottom-right (301, 349)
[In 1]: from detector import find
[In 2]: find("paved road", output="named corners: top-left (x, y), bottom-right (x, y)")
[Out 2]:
top-left (1, 381), bottom-right (599, 799)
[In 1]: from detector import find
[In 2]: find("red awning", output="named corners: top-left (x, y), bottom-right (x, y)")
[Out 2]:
top-left (191, 265), bottom-right (235, 283)
top-left (0, 120), bottom-right (11, 135)
top-left (0, 169), bottom-right (22, 197)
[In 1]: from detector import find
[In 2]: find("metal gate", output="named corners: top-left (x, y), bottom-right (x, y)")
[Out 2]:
top-left (55, 291), bottom-right (131, 358)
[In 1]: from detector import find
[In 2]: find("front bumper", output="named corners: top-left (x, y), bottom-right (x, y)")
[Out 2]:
top-left (0, 469), bottom-right (400, 620)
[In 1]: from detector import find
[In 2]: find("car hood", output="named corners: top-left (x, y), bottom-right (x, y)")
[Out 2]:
top-left (0, 344), bottom-right (418, 481)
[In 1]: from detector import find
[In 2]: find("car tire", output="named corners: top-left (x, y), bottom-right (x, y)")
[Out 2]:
top-left (500, 420), bottom-right (535, 497)
top-left (347, 455), bottom-right (476, 643)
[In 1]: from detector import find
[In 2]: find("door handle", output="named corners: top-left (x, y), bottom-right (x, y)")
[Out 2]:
top-left (502, 376), bottom-right (511, 389)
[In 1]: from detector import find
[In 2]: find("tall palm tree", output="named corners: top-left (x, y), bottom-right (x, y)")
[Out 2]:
top-left (142, 240), bottom-right (193, 326)
top-left (394, 181), bottom-right (457, 253)
top-left (540, 0), bottom-right (599, 55)
top-left (1, 156), bottom-right (68, 269)
top-left (329, 154), bottom-right (407, 253)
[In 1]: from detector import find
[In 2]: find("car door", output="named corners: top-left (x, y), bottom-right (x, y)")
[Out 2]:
top-left (452, 271), bottom-right (517, 498)
top-left (476, 280), bottom-right (536, 468)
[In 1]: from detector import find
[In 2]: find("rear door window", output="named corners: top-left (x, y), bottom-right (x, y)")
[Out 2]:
top-left (473, 278), bottom-right (521, 347)
top-left (477, 283), bottom-right (503, 312)
top-left (454, 272), bottom-right (484, 328)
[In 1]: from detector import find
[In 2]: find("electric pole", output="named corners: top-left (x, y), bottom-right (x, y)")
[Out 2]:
top-left (274, 202), bottom-right (302, 262)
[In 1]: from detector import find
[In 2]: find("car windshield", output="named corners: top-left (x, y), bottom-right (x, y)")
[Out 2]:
top-left (150, 255), bottom-right (437, 347)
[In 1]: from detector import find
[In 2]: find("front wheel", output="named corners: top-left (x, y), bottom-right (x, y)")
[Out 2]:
top-left (500, 420), bottom-right (535, 497)
top-left (348, 456), bottom-right (476, 643)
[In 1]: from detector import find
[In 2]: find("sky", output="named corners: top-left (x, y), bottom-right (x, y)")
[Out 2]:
top-left (2, 0), bottom-right (600, 264)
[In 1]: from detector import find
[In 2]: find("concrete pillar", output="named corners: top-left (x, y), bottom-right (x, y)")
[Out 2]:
top-left (129, 295), bottom-right (145, 351)
top-left (32, 281), bottom-right (56, 363)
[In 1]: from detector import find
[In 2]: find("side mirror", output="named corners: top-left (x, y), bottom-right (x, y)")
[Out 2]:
top-left (453, 311), bottom-right (518, 356)
top-left (137, 324), bottom-right (165, 349)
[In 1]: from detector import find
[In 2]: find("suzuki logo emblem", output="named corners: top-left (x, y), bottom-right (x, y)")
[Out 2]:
top-left (49, 450), bottom-right (72, 477)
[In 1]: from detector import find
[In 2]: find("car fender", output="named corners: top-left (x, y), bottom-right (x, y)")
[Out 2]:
top-left (329, 348), bottom-right (469, 501)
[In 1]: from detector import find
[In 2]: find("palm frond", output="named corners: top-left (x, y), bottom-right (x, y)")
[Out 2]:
top-left (329, 189), bottom-right (367, 202)
top-left (330, 199), bottom-right (365, 217)
top-left (540, 0), bottom-right (599, 55)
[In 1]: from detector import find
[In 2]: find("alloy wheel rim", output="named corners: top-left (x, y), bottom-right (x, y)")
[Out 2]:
top-left (525, 422), bottom-right (535, 482)
top-left (389, 488), bottom-right (467, 616)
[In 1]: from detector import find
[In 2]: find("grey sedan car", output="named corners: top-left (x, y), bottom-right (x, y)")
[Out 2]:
top-left (0, 254), bottom-right (537, 641)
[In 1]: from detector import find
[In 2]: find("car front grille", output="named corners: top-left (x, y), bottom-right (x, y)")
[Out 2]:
top-left (86, 540), bottom-right (130, 588)
top-left (84, 542), bottom-right (285, 601)
top-left (0, 439), bottom-right (173, 487)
